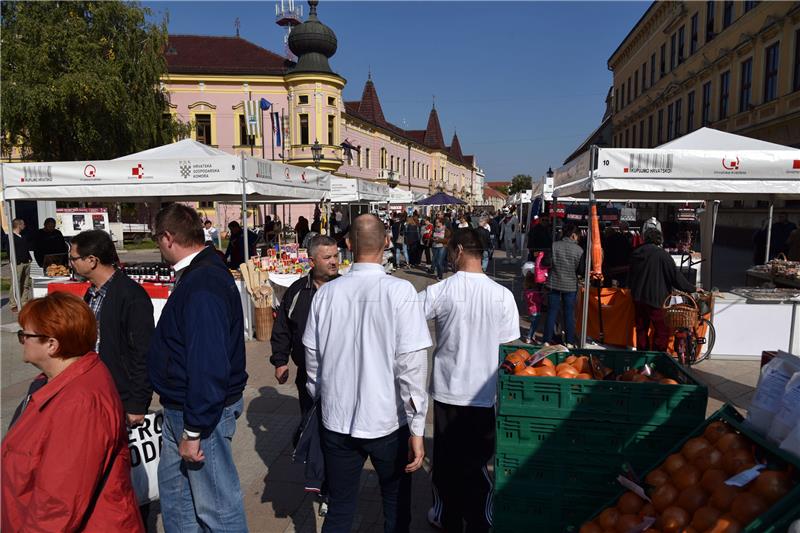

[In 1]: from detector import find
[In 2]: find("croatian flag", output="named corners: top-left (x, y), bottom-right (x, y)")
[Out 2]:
top-left (273, 112), bottom-right (282, 147)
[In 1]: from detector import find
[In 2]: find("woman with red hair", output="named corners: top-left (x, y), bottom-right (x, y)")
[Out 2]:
top-left (2, 292), bottom-right (143, 532)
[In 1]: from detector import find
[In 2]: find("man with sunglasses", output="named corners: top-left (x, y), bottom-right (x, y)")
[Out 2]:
top-left (69, 230), bottom-right (154, 428)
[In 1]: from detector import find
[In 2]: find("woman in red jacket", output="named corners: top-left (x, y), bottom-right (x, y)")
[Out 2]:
top-left (2, 292), bottom-right (143, 532)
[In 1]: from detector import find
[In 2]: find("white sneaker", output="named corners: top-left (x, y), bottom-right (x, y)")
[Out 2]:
top-left (427, 506), bottom-right (442, 529)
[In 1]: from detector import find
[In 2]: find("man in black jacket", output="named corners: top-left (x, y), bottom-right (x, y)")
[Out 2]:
top-left (32, 217), bottom-right (68, 267)
top-left (70, 230), bottom-right (154, 426)
top-left (270, 235), bottom-right (340, 443)
top-left (628, 228), bottom-right (696, 351)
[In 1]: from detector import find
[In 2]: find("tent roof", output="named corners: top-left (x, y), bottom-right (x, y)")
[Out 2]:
top-left (115, 138), bottom-right (229, 159)
top-left (415, 191), bottom-right (465, 205)
top-left (659, 127), bottom-right (794, 151)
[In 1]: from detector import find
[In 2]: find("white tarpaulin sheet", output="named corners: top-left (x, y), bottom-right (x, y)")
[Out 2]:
top-left (329, 177), bottom-right (389, 203)
top-left (554, 128), bottom-right (800, 200)
top-left (1, 139), bottom-right (330, 202)
top-left (388, 188), bottom-right (413, 204)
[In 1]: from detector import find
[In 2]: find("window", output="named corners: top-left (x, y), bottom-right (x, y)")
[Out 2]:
top-left (357, 147), bottom-right (362, 168)
top-left (632, 124), bottom-right (637, 148)
top-left (719, 70), bottom-right (730, 119)
top-left (687, 91), bottom-right (696, 131)
top-left (365, 148), bottom-right (370, 169)
top-left (627, 77), bottom-right (632, 104)
top-left (299, 114), bottom-right (309, 144)
top-left (666, 103), bottom-right (674, 141)
top-left (616, 86), bottom-right (620, 112)
top-left (743, 1), bottom-right (758, 12)
top-left (639, 119), bottom-right (644, 147)
top-left (634, 69), bottom-right (639, 98)
top-left (642, 62), bottom-right (647, 90)
top-left (327, 96), bottom-right (336, 106)
top-left (706, 1), bottom-right (716, 42)
top-left (624, 128), bottom-right (629, 147)
top-left (327, 115), bottom-right (335, 145)
top-left (764, 42), bottom-right (780, 103)
top-left (402, 159), bottom-right (406, 176)
top-left (380, 148), bottom-right (387, 169)
top-left (702, 82), bottom-right (712, 126)
top-left (199, 201), bottom-right (214, 209)
top-left (648, 115), bottom-right (654, 147)
top-left (678, 25), bottom-right (685, 64)
top-left (298, 95), bottom-right (309, 105)
top-left (794, 29), bottom-right (800, 91)
top-left (690, 13), bottom-right (699, 54)
top-left (670, 32), bottom-right (677, 70)
top-left (674, 98), bottom-right (682, 138)
top-left (196, 114), bottom-right (212, 145)
top-left (660, 44), bottom-right (666, 76)
top-left (740, 58), bottom-right (752, 112)
top-left (657, 108), bottom-right (664, 144)
top-left (621, 84), bottom-right (626, 109)
top-left (390, 155), bottom-right (394, 171)
top-left (238, 115), bottom-right (253, 146)
top-left (723, 1), bottom-right (734, 28)
top-left (434, 169), bottom-right (437, 180)
top-left (650, 54), bottom-right (656, 85)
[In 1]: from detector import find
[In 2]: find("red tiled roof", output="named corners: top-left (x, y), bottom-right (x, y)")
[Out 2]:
top-left (165, 35), bottom-right (292, 76)
top-left (483, 186), bottom-right (507, 199)
top-left (405, 130), bottom-right (426, 144)
top-left (424, 108), bottom-right (445, 149)
top-left (448, 132), bottom-right (463, 160)
top-left (463, 155), bottom-right (474, 165)
top-left (356, 79), bottom-right (387, 127)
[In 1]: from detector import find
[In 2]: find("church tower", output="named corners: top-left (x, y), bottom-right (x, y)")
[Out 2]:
top-left (284, 0), bottom-right (345, 172)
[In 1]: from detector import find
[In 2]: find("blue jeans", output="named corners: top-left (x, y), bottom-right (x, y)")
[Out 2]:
top-left (433, 247), bottom-right (447, 279)
top-left (394, 244), bottom-right (409, 266)
top-left (321, 425), bottom-right (411, 533)
top-left (527, 314), bottom-right (540, 340)
top-left (544, 290), bottom-right (577, 345)
top-left (159, 398), bottom-right (247, 533)
top-left (481, 251), bottom-right (489, 272)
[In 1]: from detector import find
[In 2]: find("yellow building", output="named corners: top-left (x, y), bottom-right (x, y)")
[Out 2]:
top-left (609, 1), bottom-right (800, 149)
top-left (607, 1), bottom-right (800, 239)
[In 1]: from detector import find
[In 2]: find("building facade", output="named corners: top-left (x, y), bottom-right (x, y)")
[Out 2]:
top-left (162, 1), bottom-right (482, 226)
top-left (608, 1), bottom-right (800, 239)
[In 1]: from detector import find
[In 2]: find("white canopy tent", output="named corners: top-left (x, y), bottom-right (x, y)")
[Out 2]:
top-left (330, 176), bottom-right (390, 203)
top-left (1, 139), bottom-right (331, 334)
top-left (551, 128), bottom-right (800, 346)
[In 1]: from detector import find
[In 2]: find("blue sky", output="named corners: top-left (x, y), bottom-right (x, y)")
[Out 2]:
top-left (144, 1), bottom-right (648, 181)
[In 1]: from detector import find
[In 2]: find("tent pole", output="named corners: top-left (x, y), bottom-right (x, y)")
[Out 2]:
top-left (765, 202), bottom-right (774, 263)
top-left (240, 153), bottom-right (252, 340)
top-left (5, 199), bottom-right (21, 310)
top-left (580, 145), bottom-right (596, 348)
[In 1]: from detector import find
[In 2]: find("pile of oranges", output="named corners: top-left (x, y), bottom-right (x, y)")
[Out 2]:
top-left (580, 420), bottom-right (795, 533)
top-left (501, 348), bottom-right (679, 384)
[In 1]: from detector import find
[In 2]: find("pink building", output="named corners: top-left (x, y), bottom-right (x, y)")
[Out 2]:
top-left (162, 1), bottom-right (483, 227)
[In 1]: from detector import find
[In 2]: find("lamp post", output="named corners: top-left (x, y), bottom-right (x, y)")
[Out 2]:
top-left (311, 139), bottom-right (323, 168)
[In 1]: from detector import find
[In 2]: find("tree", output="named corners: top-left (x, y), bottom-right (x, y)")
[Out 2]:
top-left (508, 174), bottom-right (533, 195)
top-left (1, 1), bottom-right (189, 161)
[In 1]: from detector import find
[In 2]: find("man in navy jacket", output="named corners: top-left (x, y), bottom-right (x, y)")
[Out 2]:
top-left (147, 204), bottom-right (248, 532)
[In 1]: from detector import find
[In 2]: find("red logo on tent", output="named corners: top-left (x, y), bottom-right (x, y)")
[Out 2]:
top-left (721, 157), bottom-right (740, 170)
top-left (300, 171), bottom-right (307, 183)
top-left (84, 164), bottom-right (96, 178)
top-left (623, 167), bottom-right (629, 173)
top-left (132, 163), bottom-right (144, 179)
top-left (793, 160), bottom-right (800, 169)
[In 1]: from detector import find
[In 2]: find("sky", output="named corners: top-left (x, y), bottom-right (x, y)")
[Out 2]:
top-left (143, 1), bottom-right (649, 182)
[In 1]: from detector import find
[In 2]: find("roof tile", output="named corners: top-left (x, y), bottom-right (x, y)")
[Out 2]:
top-left (166, 35), bottom-right (291, 76)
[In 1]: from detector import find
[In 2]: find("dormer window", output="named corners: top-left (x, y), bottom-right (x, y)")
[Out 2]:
top-left (299, 95), bottom-right (309, 105)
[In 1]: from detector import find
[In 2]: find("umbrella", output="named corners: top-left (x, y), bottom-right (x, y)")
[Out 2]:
top-left (414, 192), bottom-right (466, 206)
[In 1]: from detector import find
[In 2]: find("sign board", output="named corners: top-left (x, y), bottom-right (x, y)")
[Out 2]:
top-left (128, 411), bottom-right (163, 504)
top-left (56, 208), bottom-right (109, 237)
top-left (677, 207), bottom-right (698, 221)
top-left (620, 207), bottom-right (637, 222)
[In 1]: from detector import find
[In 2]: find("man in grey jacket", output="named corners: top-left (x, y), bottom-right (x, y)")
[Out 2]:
top-left (543, 224), bottom-right (585, 347)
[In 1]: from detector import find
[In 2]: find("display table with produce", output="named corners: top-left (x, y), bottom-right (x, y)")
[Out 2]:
top-left (746, 257), bottom-right (800, 289)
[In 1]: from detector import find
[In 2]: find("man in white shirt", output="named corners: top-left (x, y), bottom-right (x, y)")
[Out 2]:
top-left (303, 214), bottom-right (431, 533)
top-left (419, 228), bottom-right (520, 533)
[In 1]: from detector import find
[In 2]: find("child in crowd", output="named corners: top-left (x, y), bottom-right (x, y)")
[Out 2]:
top-left (522, 252), bottom-right (548, 344)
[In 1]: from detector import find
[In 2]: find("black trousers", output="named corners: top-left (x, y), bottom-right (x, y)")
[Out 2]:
top-left (433, 401), bottom-right (495, 533)
top-left (293, 367), bottom-right (314, 448)
top-left (321, 425), bottom-right (412, 533)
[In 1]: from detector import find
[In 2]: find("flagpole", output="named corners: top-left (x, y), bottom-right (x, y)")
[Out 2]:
top-left (271, 111), bottom-right (276, 161)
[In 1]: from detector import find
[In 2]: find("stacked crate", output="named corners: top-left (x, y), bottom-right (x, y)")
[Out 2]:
top-left (493, 346), bottom-right (709, 532)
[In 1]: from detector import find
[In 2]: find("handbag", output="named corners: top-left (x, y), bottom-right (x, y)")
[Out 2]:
top-left (128, 411), bottom-right (163, 504)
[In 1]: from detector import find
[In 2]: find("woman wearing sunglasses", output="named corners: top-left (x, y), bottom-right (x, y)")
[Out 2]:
top-left (2, 292), bottom-right (143, 532)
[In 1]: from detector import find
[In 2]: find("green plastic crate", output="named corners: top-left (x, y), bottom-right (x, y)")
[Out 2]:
top-left (579, 404), bottom-right (800, 533)
top-left (497, 345), bottom-right (708, 427)
top-left (493, 484), bottom-right (609, 533)
top-left (495, 415), bottom-right (691, 488)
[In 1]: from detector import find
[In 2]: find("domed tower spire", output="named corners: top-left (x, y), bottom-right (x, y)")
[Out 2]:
top-left (288, 0), bottom-right (338, 74)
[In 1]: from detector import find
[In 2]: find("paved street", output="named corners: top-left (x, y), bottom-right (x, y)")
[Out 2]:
top-left (0, 250), bottom-right (760, 533)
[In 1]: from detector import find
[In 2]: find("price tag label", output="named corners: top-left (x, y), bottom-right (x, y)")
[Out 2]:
top-left (616, 475), bottom-right (651, 502)
top-left (725, 464), bottom-right (766, 487)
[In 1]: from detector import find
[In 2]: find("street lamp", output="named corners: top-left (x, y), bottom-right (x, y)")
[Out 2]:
top-left (547, 167), bottom-right (554, 178)
top-left (311, 140), bottom-right (324, 168)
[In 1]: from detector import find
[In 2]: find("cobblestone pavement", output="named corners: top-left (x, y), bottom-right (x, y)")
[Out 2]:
top-left (0, 250), bottom-right (759, 532)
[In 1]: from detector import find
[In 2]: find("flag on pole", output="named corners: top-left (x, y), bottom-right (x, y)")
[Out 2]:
top-left (245, 100), bottom-right (261, 137)
top-left (273, 112), bottom-right (281, 147)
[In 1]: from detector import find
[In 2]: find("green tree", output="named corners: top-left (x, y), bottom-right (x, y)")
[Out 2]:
top-left (1, 1), bottom-right (189, 161)
top-left (508, 174), bottom-right (533, 195)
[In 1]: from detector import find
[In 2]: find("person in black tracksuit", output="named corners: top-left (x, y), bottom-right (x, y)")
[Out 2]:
top-left (269, 235), bottom-right (340, 444)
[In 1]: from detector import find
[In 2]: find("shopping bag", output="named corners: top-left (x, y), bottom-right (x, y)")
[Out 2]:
top-left (128, 410), bottom-right (163, 504)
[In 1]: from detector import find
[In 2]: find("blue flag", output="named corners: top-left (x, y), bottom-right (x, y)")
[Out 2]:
top-left (260, 98), bottom-right (272, 110)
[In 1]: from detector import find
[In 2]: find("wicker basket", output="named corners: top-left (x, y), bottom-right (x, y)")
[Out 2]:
top-left (254, 307), bottom-right (274, 341)
top-left (663, 291), bottom-right (699, 330)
